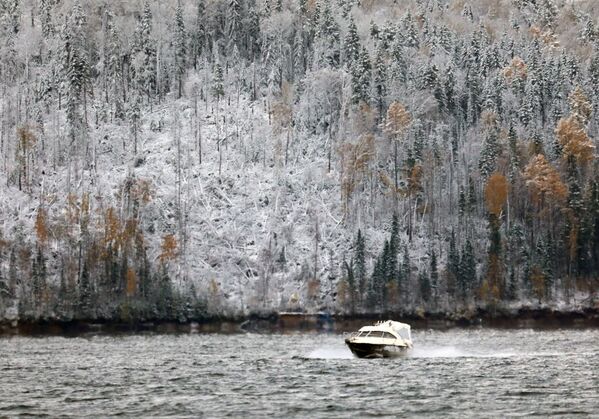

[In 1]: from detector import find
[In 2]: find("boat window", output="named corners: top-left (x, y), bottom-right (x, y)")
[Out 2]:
top-left (397, 328), bottom-right (411, 341)
top-left (368, 331), bottom-right (385, 338)
top-left (382, 332), bottom-right (394, 339)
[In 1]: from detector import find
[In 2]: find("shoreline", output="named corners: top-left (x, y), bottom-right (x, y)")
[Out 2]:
top-left (2, 307), bottom-right (599, 336)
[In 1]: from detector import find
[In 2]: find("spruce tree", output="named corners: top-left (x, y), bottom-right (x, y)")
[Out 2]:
top-left (430, 250), bottom-right (438, 307)
top-left (132, 1), bottom-right (157, 102)
top-left (173, 1), bottom-right (187, 99)
top-left (479, 130), bottom-right (500, 179)
top-left (226, 0), bottom-right (242, 51)
top-left (351, 46), bottom-right (371, 104)
top-left (419, 270), bottom-right (431, 305)
top-left (212, 61), bottom-right (225, 103)
top-left (373, 44), bottom-right (387, 118)
top-left (39, 0), bottom-right (54, 37)
top-left (354, 229), bottom-right (366, 299)
top-left (448, 230), bottom-right (459, 297)
top-left (343, 16), bottom-right (360, 67)
top-left (61, 1), bottom-right (90, 148)
top-left (317, 2), bottom-right (340, 67)
top-left (459, 239), bottom-right (476, 302)
top-left (191, 0), bottom-right (206, 69)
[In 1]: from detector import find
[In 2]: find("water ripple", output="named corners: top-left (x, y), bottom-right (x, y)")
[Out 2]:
top-left (1, 329), bottom-right (598, 416)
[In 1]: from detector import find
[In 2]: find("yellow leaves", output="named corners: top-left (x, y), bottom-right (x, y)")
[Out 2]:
top-left (159, 234), bottom-right (178, 264)
top-left (530, 265), bottom-right (546, 302)
top-left (126, 268), bottom-right (137, 297)
top-left (529, 25), bottom-right (559, 48)
top-left (481, 110), bottom-right (498, 130)
top-left (408, 164), bottom-right (423, 196)
top-left (336, 279), bottom-right (350, 309)
top-left (209, 278), bottom-right (220, 296)
top-left (307, 277), bottom-right (320, 301)
top-left (340, 134), bottom-right (375, 206)
top-left (568, 86), bottom-right (592, 124)
top-left (271, 100), bottom-right (293, 134)
top-left (131, 179), bottom-right (153, 205)
top-left (384, 101), bottom-right (411, 138)
top-left (35, 208), bottom-right (48, 245)
top-left (523, 154), bottom-right (568, 204)
top-left (484, 173), bottom-right (508, 216)
top-left (502, 57), bottom-right (527, 81)
top-left (16, 125), bottom-right (36, 152)
top-left (104, 207), bottom-right (121, 245)
top-left (556, 115), bottom-right (595, 164)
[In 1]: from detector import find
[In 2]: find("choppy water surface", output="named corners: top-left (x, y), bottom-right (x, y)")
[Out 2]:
top-left (2, 328), bottom-right (598, 417)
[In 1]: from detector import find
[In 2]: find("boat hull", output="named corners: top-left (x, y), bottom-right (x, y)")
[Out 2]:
top-left (345, 340), bottom-right (409, 358)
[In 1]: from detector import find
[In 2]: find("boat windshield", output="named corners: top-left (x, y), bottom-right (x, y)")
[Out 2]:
top-left (358, 331), bottom-right (395, 339)
top-left (396, 328), bottom-right (411, 341)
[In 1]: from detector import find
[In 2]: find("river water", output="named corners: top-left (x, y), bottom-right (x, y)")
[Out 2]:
top-left (1, 328), bottom-right (598, 417)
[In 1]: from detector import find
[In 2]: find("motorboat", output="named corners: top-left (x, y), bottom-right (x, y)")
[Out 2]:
top-left (344, 320), bottom-right (413, 358)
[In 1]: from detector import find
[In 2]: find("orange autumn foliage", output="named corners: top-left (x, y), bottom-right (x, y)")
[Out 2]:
top-left (556, 116), bottom-right (595, 164)
top-left (126, 268), bottom-right (137, 297)
top-left (35, 208), bottom-right (48, 245)
top-left (384, 101), bottom-right (412, 138)
top-left (484, 173), bottom-right (508, 216)
top-left (502, 56), bottom-right (527, 81)
top-left (159, 234), bottom-right (178, 264)
top-left (568, 86), bottom-right (592, 124)
top-left (523, 154), bottom-right (568, 203)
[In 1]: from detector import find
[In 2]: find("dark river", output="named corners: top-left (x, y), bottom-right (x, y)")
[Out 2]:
top-left (1, 328), bottom-right (598, 417)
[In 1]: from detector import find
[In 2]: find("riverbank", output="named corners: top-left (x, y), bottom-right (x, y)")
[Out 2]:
top-left (2, 307), bottom-right (599, 336)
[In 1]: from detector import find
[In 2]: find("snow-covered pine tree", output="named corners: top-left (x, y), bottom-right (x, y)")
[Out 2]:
top-left (343, 16), bottom-right (359, 68)
top-left (132, 1), bottom-right (157, 103)
top-left (212, 61), bottom-right (225, 103)
top-left (39, 0), bottom-right (53, 37)
top-left (351, 46), bottom-right (371, 105)
top-left (173, 1), bottom-right (187, 99)
top-left (226, 0), bottom-right (242, 52)
top-left (373, 43), bottom-right (387, 118)
top-left (61, 2), bottom-right (90, 152)
top-left (353, 229), bottom-right (366, 302)
top-left (104, 12), bottom-right (124, 120)
top-left (191, 0), bottom-right (206, 69)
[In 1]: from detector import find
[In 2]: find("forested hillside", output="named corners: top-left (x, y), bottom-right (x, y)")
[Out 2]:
top-left (1, 0), bottom-right (599, 323)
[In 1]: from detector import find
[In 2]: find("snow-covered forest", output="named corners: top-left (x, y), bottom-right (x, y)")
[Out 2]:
top-left (1, 0), bottom-right (599, 323)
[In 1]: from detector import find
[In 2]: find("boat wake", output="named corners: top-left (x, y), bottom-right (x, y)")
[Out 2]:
top-left (305, 347), bottom-right (354, 359)
top-left (410, 345), bottom-right (468, 358)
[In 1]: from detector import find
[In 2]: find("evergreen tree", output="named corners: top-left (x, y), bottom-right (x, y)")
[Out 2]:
top-left (316, 1), bottom-right (340, 67)
top-left (447, 230), bottom-right (459, 296)
top-left (419, 270), bottom-right (431, 304)
top-left (191, 0), bottom-right (206, 69)
top-left (78, 262), bottom-right (94, 319)
top-left (343, 258), bottom-right (356, 312)
top-left (373, 44), bottom-right (387, 118)
top-left (478, 130), bottom-right (501, 178)
top-left (343, 16), bottom-right (360, 67)
top-left (226, 0), bottom-right (242, 51)
top-left (212, 61), bottom-right (225, 103)
top-left (104, 13), bottom-right (124, 119)
top-left (430, 250), bottom-right (438, 307)
top-left (459, 239), bottom-right (476, 302)
top-left (132, 1), bottom-right (157, 102)
top-left (31, 247), bottom-right (47, 311)
top-left (39, 0), bottom-right (54, 37)
top-left (351, 46), bottom-right (371, 104)
top-left (61, 2), bottom-right (91, 149)
top-left (401, 12), bottom-right (419, 48)
top-left (245, 3), bottom-right (261, 57)
top-left (173, 1), bottom-right (187, 98)
top-left (354, 229), bottom-right (366, 299)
